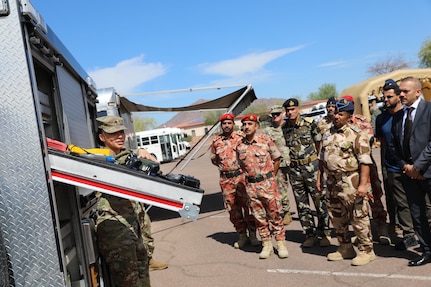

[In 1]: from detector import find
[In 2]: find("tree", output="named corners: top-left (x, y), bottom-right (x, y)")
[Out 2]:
top-left (419, 38), bottom-right (431, 68)
top-left (203, 110), bottom-right (225, 126)
top-left (133, 116), bottom-right (157, 132)
top-left (367, 53), bottom-right (411, 76)
top-left (307, 83), bottom-right (337, 101)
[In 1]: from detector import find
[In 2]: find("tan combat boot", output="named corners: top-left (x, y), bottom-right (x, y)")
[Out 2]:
top-left (234, 233), bottom-right (248, 249)
top-left (327, 243), bottom-right (356, 261)
top-left (248, 231), bottom-right (260, 246)
top-left (283, 212), bottom-right (293, 225)
top-left (259, 240), bottom-right (273, 259)
top-left (276, 240), bottom-right (289, 259)
top-left (351, 250), bottom-right (376, 266)
top-left (149, 258), bottom-right (168, 271)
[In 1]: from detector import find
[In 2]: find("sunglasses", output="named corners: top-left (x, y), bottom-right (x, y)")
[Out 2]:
top-left (271, 112), bottom-right (281, 117)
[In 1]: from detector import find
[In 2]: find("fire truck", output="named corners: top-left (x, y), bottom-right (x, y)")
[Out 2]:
top-left (0, 1), bottom-right (206, 286)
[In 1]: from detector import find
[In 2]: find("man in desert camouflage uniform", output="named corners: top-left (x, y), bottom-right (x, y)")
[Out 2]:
top-left (339, 95), bottom-right (390, 245)
top-left (319, 98), bottom-right (376, 266)
top-left (236, 114), bottom-right (288, 259)
top-left (282, 98), bottom-right (331, 248)
top-left (318, 97), bottom-right (337, 137)
top-left (262, 105), bottom-right (292, 225)
top-left (210, 113), bottom-right (258, 249)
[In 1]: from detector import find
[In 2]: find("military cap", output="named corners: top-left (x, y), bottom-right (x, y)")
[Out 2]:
top-left (270, 105), bottom-right (283, 114)
top-left (97, 116), bottom-right (127, 133)
top-left (218, 113), bottom-right (235, 122)
top-left (241, 114), bottom-right (259, 122)
top-left (383, 78), bottom-right (400, 93)
top-left (327, 96), bottom-right (336, 105)
top-left (335, 98), bottom-right (355, 112)
top-left (283, 98), bottom-right (299, 108)
top-left (340, 95), bottom-right (355, 103)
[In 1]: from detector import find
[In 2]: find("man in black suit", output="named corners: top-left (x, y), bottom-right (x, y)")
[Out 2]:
top-left (391, 76), bottom-right (431, 266)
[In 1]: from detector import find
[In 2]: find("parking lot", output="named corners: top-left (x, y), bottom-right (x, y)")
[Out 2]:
top-left (148, 144), bottom-right (431, 287)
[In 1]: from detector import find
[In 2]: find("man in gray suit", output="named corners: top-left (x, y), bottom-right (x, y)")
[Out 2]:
top-left (391, 76), bottom-right (431, 266)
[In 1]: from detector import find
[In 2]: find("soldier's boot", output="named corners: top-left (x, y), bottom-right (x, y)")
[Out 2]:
top-left (351, 250), bottom-right (376, 266)
top-left (233, 233), bottom-right (249, 249)
top-left (149, 258), bottom-right (168, 271)
top-left (276, 240), bottom-right (289, 259)
top-left (259, 240), bottom-right (274, 259)
top-left (375, 222), bottom-right (391, 245)
top-left (283, 212), bottom-right (293, 225)
top-left (320, 230), bottom-right (332, 247)
top-left (248, 232), bottom-right (261, 246)
top-left (302, 236), bottom-right (318, 248)
top-left (327, 243), bottom-right (356, 261)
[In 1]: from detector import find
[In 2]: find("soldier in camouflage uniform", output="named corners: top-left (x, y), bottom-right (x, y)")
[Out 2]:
top-left (282, 98), bottom-right (331, 248)
top-left (210, 113), bottom-right (258, 249)
top-left (95, 116), bottom-right (166, 287)
top-left (339, 95), bottom-right (390, 245)
top-left (262, 105), bottom-right (292, 225)
top-left (318, 98), bottom-right (376, 266)
top-left (237, 114), bottom-right (288, 259)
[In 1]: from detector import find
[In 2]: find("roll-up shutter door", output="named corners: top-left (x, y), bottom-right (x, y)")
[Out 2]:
top-left (56, 66), bottom-right (92, 147)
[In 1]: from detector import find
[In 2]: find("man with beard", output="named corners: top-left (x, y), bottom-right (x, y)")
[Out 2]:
top-left (375, 79), bottom-right (417, 250)
top-left (236, 114), bottom-right (288, 259)
top-left (211, 113), bottom-right (258, 249)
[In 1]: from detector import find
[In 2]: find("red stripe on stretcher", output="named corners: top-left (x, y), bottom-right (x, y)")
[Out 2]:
top-left (51, 170), bottom-right (183, 209)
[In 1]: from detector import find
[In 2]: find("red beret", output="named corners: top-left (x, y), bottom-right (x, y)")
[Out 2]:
top-left (340, 95), bottom-right (355, 103)
top-left (218, 113), bottom-right (235, 122)
top-left (241, 114), bottom-right (259, 122)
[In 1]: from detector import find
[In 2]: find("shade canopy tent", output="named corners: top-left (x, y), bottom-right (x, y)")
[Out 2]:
top-left (119, 85), bottom-right (257, 117)
top-left (339, 68), bottom-right (431, 120)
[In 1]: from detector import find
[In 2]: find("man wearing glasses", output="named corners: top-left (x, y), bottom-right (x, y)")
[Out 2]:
top-left (262, 105), bottom-right (292, 225)
top-left (375, 79), bottom-right (417, 251)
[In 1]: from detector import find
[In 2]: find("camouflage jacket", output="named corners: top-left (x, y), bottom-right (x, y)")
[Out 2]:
top-left (262, 123), bottom-right (290, 167)
top-left (320, 123), bottom-right (373, 174)
top-left (236, 133), bottom-right (281, 177)
top-left (96, 149), bottom-right (145, 227)
top-left (282, 117), bottom-right (321, 160)
top-left (211, 131), bottom-right (243, 172)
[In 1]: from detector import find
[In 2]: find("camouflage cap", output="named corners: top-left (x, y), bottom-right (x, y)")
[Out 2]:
top-left (97, 116), bottom-right (127, 133)
top-left (270, 105), bottom-right (283, 114)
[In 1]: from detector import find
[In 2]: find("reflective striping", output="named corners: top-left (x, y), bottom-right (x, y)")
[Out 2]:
top-left (51, 170), bottom-right (184, 209)
top-left (267, 269), bottom-right (431, 281)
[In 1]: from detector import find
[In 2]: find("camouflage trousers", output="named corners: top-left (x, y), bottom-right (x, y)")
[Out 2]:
top-left (327, 172), bottom-right (374, 252)
top-left (288, 161), bottom-right (330, 236)
top-left (369, 159), bottom-right (387, 225)
top-left (97, 218), bottom-right (150, 287)
top-left (246, 178), bottom-right (285, 241)
top-left (139, 210), bottom-right (155, 258)
top-left (220, 174), bottom-right (256, 234)
top-left (277, 167), bottom-right (291, 214)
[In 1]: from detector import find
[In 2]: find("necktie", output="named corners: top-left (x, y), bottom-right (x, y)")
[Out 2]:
top-left (403, 107), bottom-right (414, 161)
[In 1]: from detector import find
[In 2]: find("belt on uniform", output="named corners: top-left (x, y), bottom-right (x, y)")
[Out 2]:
top-left (290, 154), bottom-right (318, 168)
top-left (220, 170), bottom-right (241, 178)
top-left (246, 172), bottom-right (273, 183)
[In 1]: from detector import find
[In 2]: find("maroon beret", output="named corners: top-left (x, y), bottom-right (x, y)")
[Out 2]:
top-left (241, 114), bottom-right (259, 122)
top-left (218, 113), bottom-right (235, 122)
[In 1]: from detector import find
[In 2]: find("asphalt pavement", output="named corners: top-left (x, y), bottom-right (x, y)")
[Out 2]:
top-left (148, 144), bottom-right (431, 287)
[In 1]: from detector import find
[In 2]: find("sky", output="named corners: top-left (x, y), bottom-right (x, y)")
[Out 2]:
top-left (31, 0), bottom-right (431, 125)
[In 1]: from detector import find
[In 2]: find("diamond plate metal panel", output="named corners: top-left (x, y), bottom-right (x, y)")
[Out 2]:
top-left (0, 1), bottom-right (64, 286)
